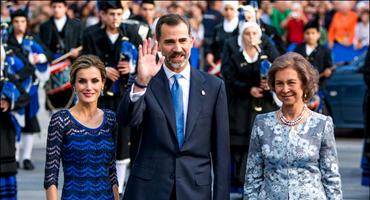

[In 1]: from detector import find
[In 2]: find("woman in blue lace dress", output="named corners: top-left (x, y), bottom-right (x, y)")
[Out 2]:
top-left (44, 55), bottom-right (119, 200)
top-left (244, 52), bottom-right (342, 200)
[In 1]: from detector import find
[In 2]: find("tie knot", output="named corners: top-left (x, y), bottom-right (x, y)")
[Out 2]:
top-left (173, 74), bottom-right (182, 81)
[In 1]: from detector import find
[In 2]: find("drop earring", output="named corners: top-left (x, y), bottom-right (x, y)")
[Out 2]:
top-left (100, 87), bottom-right (104, 96)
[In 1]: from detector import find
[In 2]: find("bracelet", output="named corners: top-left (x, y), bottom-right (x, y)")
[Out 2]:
top-left (134, 79), bottom-right (148, 89)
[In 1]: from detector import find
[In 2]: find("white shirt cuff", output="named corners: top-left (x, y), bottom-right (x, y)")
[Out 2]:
top-left (129, 84), bottom-right (146, 102)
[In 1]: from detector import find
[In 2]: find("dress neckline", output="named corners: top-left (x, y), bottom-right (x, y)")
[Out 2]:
top-left (66, 109), bottom-right (106, 130)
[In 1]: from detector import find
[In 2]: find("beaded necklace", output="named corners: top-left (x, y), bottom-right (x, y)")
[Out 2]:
top-left (278, 105), bottom-right (308, 126)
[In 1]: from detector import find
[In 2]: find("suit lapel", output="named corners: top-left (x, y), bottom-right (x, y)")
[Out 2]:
top-left (150, 68), bottom-right (177, 136)
top-left (184, 68), bottom-right (205, 142)
top-left (64, 18), bottom-right (72, 50)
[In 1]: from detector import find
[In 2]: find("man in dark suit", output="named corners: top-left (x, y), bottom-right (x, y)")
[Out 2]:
top-left (118, 14), bottom-right (230, 200)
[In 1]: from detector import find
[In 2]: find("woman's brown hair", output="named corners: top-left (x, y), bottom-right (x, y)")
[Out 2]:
top-left (70, 54), bottom-right (106, 85)
top-left (267, 52), bottom-right (319, 102)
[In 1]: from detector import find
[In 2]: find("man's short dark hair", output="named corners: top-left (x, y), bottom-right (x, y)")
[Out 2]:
top-left (50, 0), bottom-right (67, 6)
top-left (141, 0), bottom-right (155, 7)
top-left (304, 19), bottom-right (320, 32)
top-left (11, 9), bottom-right (28, 22)
top-left (99, 0), bottom-right (123, 12)
top-left (155, 14), bottom-right (191, 40)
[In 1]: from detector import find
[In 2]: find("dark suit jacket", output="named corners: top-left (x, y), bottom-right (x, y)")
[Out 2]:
top-left (117, 67), bottom-right (230, 200)
top-left (39, 17), bottom-right (82, 60)
top-left (294, 43), bottom-right (333, 87)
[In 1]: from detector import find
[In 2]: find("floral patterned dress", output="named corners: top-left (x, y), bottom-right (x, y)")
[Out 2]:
top-left (244, 111), bottom-right (343, 200)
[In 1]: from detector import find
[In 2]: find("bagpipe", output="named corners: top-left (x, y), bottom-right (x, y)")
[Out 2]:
top-left (1, 47), bottom-right (31, 141)
top-left (21, 35), bottom-right (49, 86)
top-left (105, 37), bottom-right (138, 96)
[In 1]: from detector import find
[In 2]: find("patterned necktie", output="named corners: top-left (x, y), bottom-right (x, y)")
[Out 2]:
top-left (171, 74), bottom-right (184, 148)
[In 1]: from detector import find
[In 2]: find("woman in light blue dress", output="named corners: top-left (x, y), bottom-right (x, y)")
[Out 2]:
top-left (244, 52), bottom-right (342, 200)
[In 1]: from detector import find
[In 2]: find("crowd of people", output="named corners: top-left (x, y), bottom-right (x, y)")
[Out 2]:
top-left (0, 0), bottom-right (369, 200)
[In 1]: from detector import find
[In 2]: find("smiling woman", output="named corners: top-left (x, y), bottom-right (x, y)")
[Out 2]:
top-left (44, 55), bottom-right (119, 200)
top-left (244, 52), bottom-right (343, 199)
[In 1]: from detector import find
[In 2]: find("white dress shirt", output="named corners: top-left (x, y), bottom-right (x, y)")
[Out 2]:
top-left (130, 63), bottom-right (191, 135)
top-left (53, 15), bottom-right (67, 32)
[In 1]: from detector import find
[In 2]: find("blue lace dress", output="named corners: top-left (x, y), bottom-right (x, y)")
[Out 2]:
top-left (244, 111), bottom-right (343, 200)
top-left (44, 109), bottom-right (118, 200)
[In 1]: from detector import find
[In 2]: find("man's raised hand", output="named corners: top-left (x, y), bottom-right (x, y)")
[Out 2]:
top-left (136, 38), bottom-right (165, 85)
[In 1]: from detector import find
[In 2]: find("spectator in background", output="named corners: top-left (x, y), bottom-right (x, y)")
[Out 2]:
top-left (1, 2), bottom-right (11, 25)
top-left (131, 0), bottom-right (156, 37)
top-left (189, 3), bottom-right (205, 69)
top-left (167, 2), bottom-right (185, 16)
top-left (354, 9), bottom-right (369, 49)
top-left (79, 1), bottom-right (99, 28)
top-left (314, 1), bottom-right (332, 45)
top-left (281, 2), bottom-right (308, 45)
top-left (328, 1), bottom-right (358, 48)
top-left (241, 4), bottom-right (257, 23)
top-left (269, 1), bottom-right (290, 38)
top-left (206, 1), bottom-right (239, 76)
top-left (120, 0), bottom-right (134, 20)
top-left (259, 0), bottom-right (272, 25)
top-left (28, 1), bottom-right (52, 33)
top-left (255, 1), bottom-right (287, 55)
top-left (202, 0), bottom-right (223, 62)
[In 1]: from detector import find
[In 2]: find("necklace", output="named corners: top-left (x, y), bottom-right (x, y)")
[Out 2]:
top-left (278, 105), bottom-right (307, 126)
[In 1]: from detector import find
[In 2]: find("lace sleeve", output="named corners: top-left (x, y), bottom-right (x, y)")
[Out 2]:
top-left (44, 111), bottom-right (64, 190)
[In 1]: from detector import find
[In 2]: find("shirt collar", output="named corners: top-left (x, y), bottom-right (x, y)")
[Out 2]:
top-left (53, 15), bottom-right (67, 30)
top-left (163, 62), bottom-right (191, 81)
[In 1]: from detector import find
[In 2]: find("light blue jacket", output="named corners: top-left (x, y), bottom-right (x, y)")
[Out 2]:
top-left (244, 111), bottom-right (343, 200)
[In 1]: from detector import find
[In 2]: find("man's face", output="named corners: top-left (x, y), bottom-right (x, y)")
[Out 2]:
top-left (51, 3), bottom-right (67, 19)
top-left (140, 3), bottom-right (155, 21)
top-left (12, 16), bottom-right (27, 34)
top-left (104, 9), bottom-right (123, 29)
top-left (304, 28), bottom-right (320, 45)
top-left (158, 22), bottom-right (193, 70)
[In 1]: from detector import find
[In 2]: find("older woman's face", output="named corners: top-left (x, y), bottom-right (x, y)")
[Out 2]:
top-left (274, 67), bottom-right (304, 106)
top-left (242, 26), bottom-right (260, 47)
top-left (74, 67), bottom-right (104, 105)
